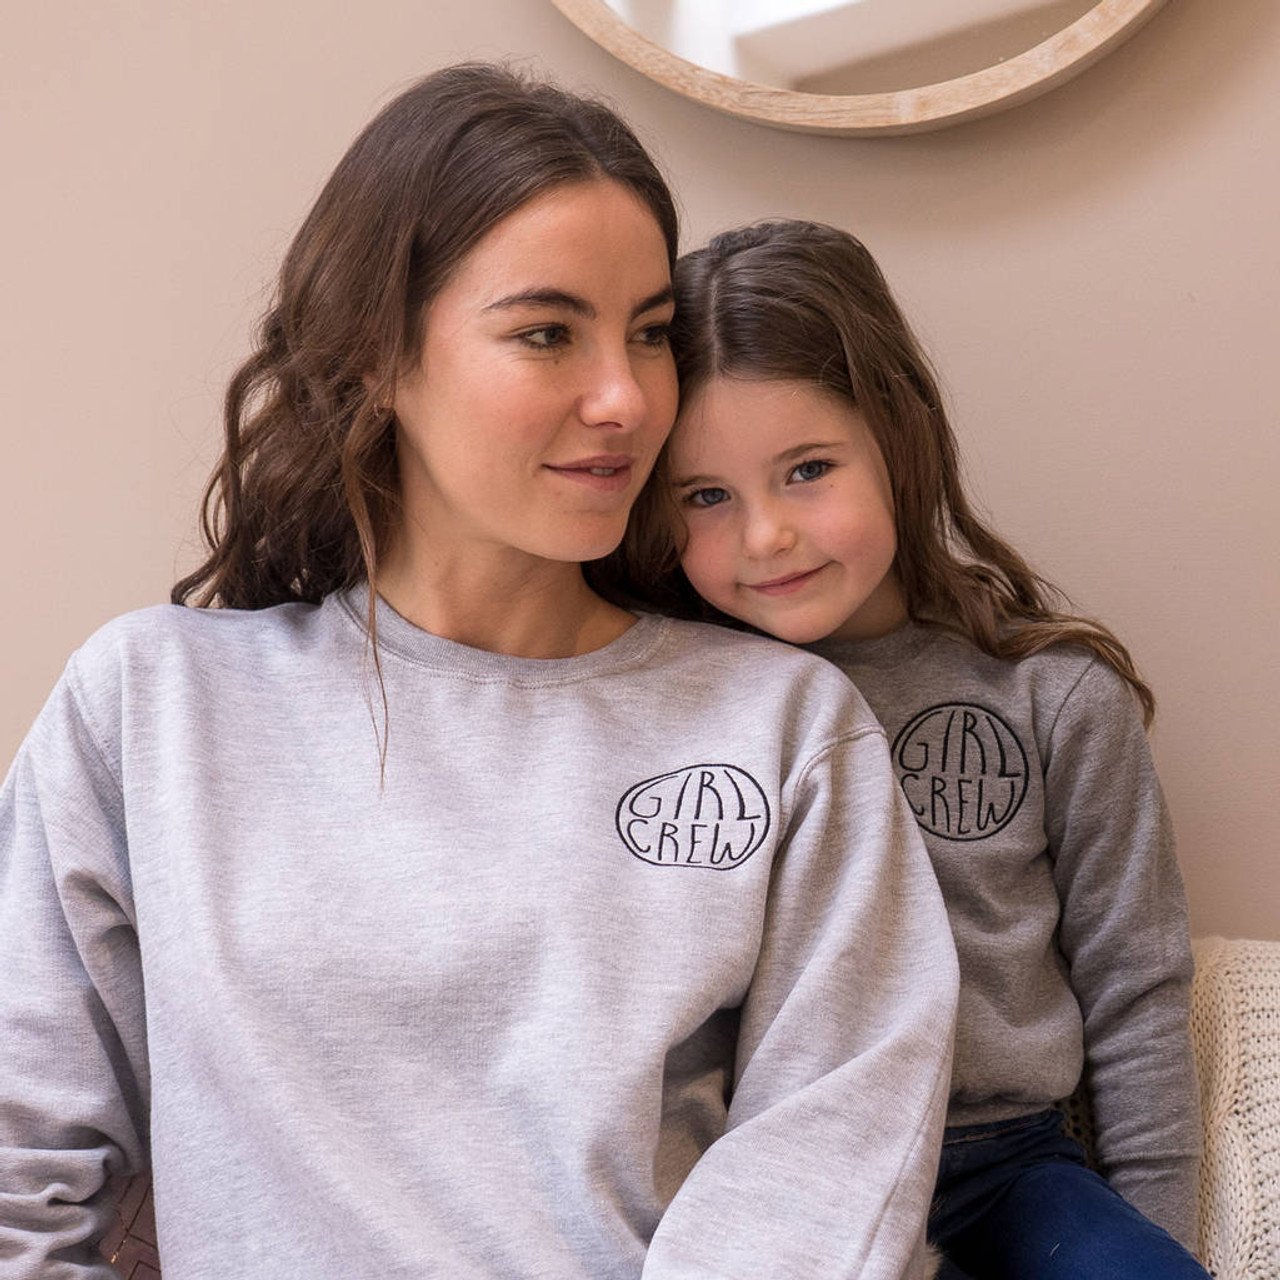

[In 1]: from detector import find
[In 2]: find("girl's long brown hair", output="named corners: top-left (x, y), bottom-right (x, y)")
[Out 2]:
top-left (173, 62), bottom-right (678, 614)
top-left (608, 220), bottom-right (1155, 723)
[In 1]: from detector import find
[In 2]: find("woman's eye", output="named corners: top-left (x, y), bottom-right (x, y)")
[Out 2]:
top-left (685, 487), bottom-right (729, 509)
top-left (518, 324), bottom-right (570, 350)
top-left (790, 459), bottom-right (832, 483)
top-left (634, 322), bottom-right (671, 348)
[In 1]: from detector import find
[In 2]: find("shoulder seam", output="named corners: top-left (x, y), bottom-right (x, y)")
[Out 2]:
top-left (64, 653), bottom-right (126, 797)
top-left (1045, 652), bottom-right (1101, 745)
top-left (789, 725), bottom-right (886, 804)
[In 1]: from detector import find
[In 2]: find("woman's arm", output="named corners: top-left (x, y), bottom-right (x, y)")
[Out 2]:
top-left (642, 725), bottom-right (958, 1280)
top-left (0, 661), bottom-right (149, 1276)
top-left (1044, 658), bottom-right (1200, 1248)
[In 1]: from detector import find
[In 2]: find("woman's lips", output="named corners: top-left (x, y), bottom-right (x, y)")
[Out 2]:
top-left (745, 565), bottom-right (829, 596)
top-left (544, 456), bottom-right (633, 492)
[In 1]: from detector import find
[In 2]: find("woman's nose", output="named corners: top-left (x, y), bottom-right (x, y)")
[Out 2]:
top-left (579, 347), bottom-right (650, 430)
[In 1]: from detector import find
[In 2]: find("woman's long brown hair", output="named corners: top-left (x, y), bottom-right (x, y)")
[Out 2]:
top-left (607, 220), bottom-right (1155, 723)
top-left (174, 62), bottom-right (677, 616)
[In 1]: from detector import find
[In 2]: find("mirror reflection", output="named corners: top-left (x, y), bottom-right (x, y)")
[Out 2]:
top-left (605, 0), bottom-right (1101, 94)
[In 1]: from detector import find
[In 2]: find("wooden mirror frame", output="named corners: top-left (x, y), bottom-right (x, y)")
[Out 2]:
top-left (550, 0), bottom-right (1169, 135)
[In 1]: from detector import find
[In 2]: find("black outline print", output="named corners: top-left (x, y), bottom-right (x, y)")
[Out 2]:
top-left (891, 702), bottom-right (1029, 842)
top-left (615, 764), bottom-right (771, 870)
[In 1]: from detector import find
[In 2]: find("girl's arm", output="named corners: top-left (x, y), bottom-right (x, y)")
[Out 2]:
top-left (642, 725), bottom-right (959, 1280)
top-left (1044, 658), bottom-right (1200, 1248)
top-left (0, 663), bottom-right (149, 1276)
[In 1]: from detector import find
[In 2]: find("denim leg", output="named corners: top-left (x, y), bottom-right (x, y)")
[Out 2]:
top-left (930, 1111), bottom-right (1210, 1280)
top-left (936, 1258), bottom-right (978, 1280)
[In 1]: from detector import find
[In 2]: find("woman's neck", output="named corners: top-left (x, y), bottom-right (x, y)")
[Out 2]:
top-left (374, 540), bottom-right (634, 659)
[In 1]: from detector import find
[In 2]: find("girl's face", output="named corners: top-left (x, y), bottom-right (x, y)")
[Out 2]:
top-left (391, 179), bottom-right (677, 570)
top-left (668, 377), bottom-right (907, 644)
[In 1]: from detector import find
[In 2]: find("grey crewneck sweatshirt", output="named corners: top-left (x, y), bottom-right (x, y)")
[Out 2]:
top-left (809, 623), bottom-right (1201, 1248)
top-left (1, 591), bottom-right (957, 1279)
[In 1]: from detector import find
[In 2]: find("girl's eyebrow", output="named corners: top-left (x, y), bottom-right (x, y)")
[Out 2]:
top-left (774, 440), bottom-right (847, 463)
top-left (673, 440), bottom-right (847, 488)
top-left (672, 470), bottom-right (720, 488)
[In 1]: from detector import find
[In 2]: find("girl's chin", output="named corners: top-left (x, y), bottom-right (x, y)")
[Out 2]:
top-left (768, 624), bottom-right (837, 645)
top-left (737, 609), bottom-right (844, 646)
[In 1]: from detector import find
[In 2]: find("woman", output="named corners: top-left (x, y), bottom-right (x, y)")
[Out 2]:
top-left (0, 65), bottom-right (957, 1279)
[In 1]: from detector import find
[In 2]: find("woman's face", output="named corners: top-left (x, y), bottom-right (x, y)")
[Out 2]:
top-left (392, 179), bottom-right (677, 570)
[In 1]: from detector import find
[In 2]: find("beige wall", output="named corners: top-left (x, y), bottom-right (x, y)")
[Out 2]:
top-left (3, 0), bottom-right (1276, 939)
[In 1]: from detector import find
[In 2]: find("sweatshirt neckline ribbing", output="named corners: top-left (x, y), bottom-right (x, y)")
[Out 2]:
top-left (806, 621), bottom-right (939, 670)
top-left (330, 585), bottom-right (668, 684)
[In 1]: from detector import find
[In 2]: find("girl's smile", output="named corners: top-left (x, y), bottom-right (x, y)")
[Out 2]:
top-left (745, 564), bottom-right (832, 595)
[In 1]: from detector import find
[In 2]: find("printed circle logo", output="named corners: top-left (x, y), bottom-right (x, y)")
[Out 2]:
top-left (891, 703), bottom-right (1029, 841)
top-left (616, 764), bottom-right (770, 870)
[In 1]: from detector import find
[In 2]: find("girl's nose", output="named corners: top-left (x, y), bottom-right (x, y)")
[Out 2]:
top-left (742, 502), bottom-right (797, 559)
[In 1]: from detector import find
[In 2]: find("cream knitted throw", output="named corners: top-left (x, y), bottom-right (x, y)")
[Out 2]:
top-left (1192, 936), bottom-right (1280, 1279)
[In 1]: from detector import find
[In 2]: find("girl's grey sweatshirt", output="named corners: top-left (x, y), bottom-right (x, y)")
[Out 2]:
top-left (0, 591), bottom-right (958, 1279)
top-left (810, 624), bottom-right (1201, 1249)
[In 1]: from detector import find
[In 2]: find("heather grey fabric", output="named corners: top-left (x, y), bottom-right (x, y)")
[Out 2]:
top-left (1, 592), bottom-right (957, 1279)
top-left (809, 623), bottom-right (1201, 1248)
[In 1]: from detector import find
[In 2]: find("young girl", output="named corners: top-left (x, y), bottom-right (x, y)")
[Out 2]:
top-left (619, 219), bottom-right (1209, 1279)
top-left (0, 75), bottom-right (957, 1278)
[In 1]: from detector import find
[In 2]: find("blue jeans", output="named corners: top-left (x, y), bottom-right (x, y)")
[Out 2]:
top-left (928, 1109), bottom-right (1210, 1279)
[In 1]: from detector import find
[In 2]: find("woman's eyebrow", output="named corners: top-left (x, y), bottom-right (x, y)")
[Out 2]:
top-left (482, 285), bottom-right (674, 319)
top-left (632, 286), bottom-right (675, 318)
top-left (484, 288), bottom-right (593, 316)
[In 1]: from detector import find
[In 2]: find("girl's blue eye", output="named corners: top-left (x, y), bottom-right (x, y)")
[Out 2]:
top-left (686, 487), bottom-right (729, 509)
top-left (790, 459), bottom-right (832, 483)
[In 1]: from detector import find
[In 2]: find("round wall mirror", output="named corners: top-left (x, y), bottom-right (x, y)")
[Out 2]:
top-left (550, 0), bottom-right (1169, 134)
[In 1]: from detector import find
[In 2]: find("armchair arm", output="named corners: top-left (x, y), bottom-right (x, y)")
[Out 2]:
top-left (1191, 936), bottom-right (1280, 1278)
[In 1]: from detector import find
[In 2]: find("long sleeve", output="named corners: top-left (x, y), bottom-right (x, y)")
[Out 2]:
top-left (1044, 659), bottom-right (1200, 1248)
top-left (642, 726), bottom-right (959, 1280)
top-left (0, 663), bottom-right (148, 1278)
